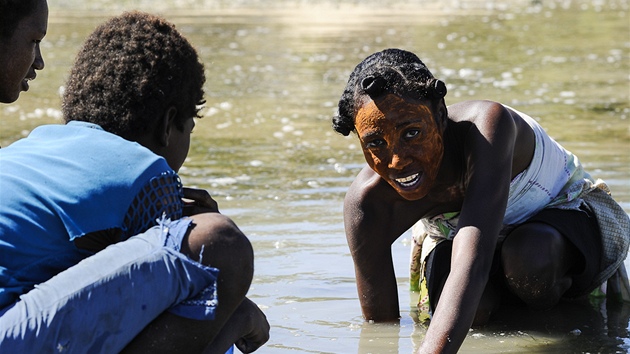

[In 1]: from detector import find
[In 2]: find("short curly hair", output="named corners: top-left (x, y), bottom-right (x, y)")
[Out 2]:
top-left (62, 11), bottom-right (205, 140)
top-left (333, 48), bottom-right (447, 136)
top-left (0, 0), bottom-right (44, 39)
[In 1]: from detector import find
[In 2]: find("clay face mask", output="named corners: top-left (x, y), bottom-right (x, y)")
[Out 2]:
top-left (355, 94), bottom-right (443, 200)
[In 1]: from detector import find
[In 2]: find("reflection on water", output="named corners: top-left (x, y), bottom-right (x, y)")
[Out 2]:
top-left (1, 0), bottom-right (628, 353)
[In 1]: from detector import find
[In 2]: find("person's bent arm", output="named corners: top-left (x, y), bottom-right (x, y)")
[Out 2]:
top-left (345, 167), bottom-right (422, 322)
top-left (418, 102), bottom-right (517, 353)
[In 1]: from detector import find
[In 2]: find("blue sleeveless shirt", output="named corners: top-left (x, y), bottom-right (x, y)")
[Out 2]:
top-left (0, 121), bottom-right (183, 308)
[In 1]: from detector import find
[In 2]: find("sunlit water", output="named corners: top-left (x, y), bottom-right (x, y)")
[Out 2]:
top-left (1, 1), bottom-right (629, 353)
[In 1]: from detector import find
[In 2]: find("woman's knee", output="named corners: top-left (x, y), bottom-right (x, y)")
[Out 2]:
top-left (501, 222), bottom-right (578, 308)
top-left (503, 223), bottom-right (562, 271)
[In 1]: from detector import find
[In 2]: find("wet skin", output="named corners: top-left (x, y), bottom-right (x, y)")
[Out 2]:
top-left (348, 95), bottom-right (586, 353)
top-left (0, 0), bottom-right (48, 103)
top-left (344, 98), bottom-right (579, 354)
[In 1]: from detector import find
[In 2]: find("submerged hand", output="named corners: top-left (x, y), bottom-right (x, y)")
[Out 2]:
top-left (182, 187), bottom-right (220, 215)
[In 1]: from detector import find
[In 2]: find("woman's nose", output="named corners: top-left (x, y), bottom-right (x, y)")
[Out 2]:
top-left (388, 150), bottom-right (411, 169)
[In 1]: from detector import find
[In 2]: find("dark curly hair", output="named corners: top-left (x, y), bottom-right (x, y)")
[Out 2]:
top-left (333, 48), bottom-right (447, 136)
top-left (62, 11), bottom-right (205, 140)
top-left (0, 0), bottom-right (45, 39)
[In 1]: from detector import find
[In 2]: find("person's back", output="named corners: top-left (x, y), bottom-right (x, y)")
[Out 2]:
top-left (0, 12), bottom-right (269, 353)
top-left (0, 121), bottom-right (181, 308)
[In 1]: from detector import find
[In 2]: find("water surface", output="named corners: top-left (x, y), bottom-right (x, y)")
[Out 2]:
top-left (1, 1), bottom-right (629, 353)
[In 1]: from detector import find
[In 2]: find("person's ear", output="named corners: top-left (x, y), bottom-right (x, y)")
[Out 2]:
top-left (436, 99), bottom-right (448, 132)
top-left (158, 106), bottom-right (178, 146)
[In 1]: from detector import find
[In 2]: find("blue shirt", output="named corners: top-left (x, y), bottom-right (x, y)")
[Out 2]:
top-left (0, 121), bottom-right (183, 308)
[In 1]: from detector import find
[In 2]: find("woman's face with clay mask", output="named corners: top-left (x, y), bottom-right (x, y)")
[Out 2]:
top-left (355, 94), bottom-right (444, 201)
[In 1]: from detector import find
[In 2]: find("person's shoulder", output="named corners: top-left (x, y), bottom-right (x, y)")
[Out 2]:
top-left (61, 121), bottom-right (171, 173)
top-left (447, 100), bottom-right (506, 122)
top-left (347, 166), bottom-right (406, 206)
top-left (352, 166), bottom-right (387, 193)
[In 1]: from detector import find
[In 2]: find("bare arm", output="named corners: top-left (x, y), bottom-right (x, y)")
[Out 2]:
top-left (418, 102), bottom-right (517, 353)
top-left (345, 166), bottom-right (424, 321)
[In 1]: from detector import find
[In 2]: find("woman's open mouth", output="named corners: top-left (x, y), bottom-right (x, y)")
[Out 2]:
top-left (395, 172), bottom-right (422, 188)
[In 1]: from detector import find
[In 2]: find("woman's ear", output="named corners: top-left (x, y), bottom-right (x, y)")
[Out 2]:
top-left (436, 99), bottom-right (448, 132)
top-left (157, 106), bottom-right (178, 146)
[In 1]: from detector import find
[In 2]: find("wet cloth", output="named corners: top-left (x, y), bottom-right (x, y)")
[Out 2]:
top-left (410, 108), bottom-right (630, 312)
top-left (0, 121), bottom-right (183, 308)
top-left (0, 217), bottom-right (220, 354)
top-left (423, 206), bottom-right (602, 316)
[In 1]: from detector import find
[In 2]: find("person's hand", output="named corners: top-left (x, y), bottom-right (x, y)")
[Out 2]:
top-left (182, 187), bottom-right (219, 215)
top-left (234, 298), bottom-right (270, 353)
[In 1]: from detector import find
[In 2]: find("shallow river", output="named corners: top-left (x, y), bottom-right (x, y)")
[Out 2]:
top-left (1, 0), bottom-right (629, 353)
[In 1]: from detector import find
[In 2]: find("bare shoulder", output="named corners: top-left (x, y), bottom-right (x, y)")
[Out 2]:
top-left (447, 100), bottom-right (534, 139)
top-left (346, 166), bottom-right (397, 207)
top-left (447, 100), bottom-right (535, 177)
top-left (447, 100), bottom-right (511, 124)
top-left (345, 165), bottom-right (436, 235)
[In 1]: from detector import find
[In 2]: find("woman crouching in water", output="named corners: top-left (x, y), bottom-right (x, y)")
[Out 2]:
top-left (333, 48), bottom-right (629, 354)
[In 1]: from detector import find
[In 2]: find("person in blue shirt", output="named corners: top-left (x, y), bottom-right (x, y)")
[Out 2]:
top-left (0, 11), bottom-right (269, 354)
top-left (0, 0), bottom-right (47, 104)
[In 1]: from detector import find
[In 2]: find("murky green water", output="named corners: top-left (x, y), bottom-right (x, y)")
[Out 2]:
top-left (1, 1), bottom-right (629, 353)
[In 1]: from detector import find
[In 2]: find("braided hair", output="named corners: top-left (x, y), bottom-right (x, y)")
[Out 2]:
top-left (333, 48), bottom-right (447, 136)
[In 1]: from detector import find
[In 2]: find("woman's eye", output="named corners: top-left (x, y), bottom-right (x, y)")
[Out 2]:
top-left (404, 129), bottom-right (420, 139)
top-left (365, 139), bottom-right (385, 148)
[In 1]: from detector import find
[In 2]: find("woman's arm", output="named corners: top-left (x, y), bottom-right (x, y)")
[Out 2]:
top-left (345, 166), bottom-right (425, 322)
top-left (418, 101), bottom-right (517, 353)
